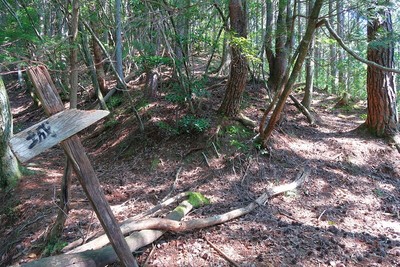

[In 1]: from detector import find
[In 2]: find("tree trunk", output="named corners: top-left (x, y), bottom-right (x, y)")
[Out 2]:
top-left (365, 8), bottom-right (398, 137)
top-left (91, 24), bottom-right (108, 96)
top-left (0, 77), bottom-right (21, 188)
top-left (266, 0), bottom-right (289, 93)
top-left (218, 0), bottom-right (248, 117)
top-left (260, 0), bottom-right (324, 144)
top-left (115, 0), bottom-right (124, 87)
top-left (69, 0), bottom-right (79, 108)
top-left (301, 0), bottom-right (315, 109)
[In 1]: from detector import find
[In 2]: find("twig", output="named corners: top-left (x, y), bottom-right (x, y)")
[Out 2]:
top-left (318, 209), bottom-right (326, 221)
top-left (202, 152), bottom-right (210, 167)
top-left (142, 244), bottom-right (156, 267)
top-left (203, 236), bottom-right (240, 267)
top-left (212, 142), bottom-right (221, 158)
top-left (162, 167), bottom-right (182, 202)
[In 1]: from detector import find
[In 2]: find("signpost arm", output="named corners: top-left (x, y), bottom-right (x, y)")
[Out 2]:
top-left (27, 66), bottom-right (138, 267)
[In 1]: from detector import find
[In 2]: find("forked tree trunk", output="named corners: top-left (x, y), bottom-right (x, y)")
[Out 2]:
top-left (365, 8), bottom-right (398, 137)
top-left (218, 0), bottom-right (248, 117)
top-left (0, 77), bottom-right (21, 188)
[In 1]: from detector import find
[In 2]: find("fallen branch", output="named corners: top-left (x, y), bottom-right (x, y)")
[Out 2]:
top-left (71, 167), bottom-right (310, 254)
top-left (78, 167), bottom-right (310, 234)
top-left (289, 95), bottom-right (315, 125)
top-left (22, 169), bottom-right (310, 267)
top-left (204, 236), bottom-right (240, 267)
top-left (65, 191), bottom-right (191, 253)
top-left (20, 200), bottom-right (195, 267)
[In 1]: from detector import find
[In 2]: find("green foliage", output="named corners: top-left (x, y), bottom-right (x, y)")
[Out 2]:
top-left (157, 115), bottom-right (210, 136)
top-left (104, 118), bottom-right (119, 129)
top-left (157, 121), bottom-right (180, 136)
top-left (43, 239), bottom-right (67, 256)
top-left (135, 98), bottom-right (150, 111)
top-left (150, 158), bottom-right (161, 171)
top-left (108, 94), bottom-right (124, 109)
top-left (359, 113), bottom-right (368, 120)
top-left (177, 115), bottom-right (210, 134)
top-left (137, 55), bottom-right (173, 69)
top-left (224, 124), bottom-right (253, 151)
top-left (165, 77), bottom-right (209, 105)
top-left (229, 34), bottom-right (261, 64)
top-left (165, 82), bottom-right (187, 105)
top-left (188, 192), bottom-right (210, 208)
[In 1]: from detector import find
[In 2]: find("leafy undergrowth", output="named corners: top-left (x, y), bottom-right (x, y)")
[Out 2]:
top-left (1, 78), bottom-right (399, 267)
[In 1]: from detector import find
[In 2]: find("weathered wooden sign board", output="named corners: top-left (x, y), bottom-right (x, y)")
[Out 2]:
top-left (10, 109), bottom-right (109, 163)
top-left (9, 65), bottom-right (137, 267)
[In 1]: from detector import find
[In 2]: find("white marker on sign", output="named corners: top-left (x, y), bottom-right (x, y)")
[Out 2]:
top-left (9, 109), bottom-right (109, 163)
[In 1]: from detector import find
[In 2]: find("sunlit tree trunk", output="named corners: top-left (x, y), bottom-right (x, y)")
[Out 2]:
top-left (218, 0), bottom-right (248, 116)
top-left (266, 0), bottom-right (289, 92)
top-left (365, 8), bottom-right (398, 137)
top-left (328, 0), bottom-right (337, 91)
top-left (336, 0), bottom-right (345, 93)
top-left (302, 0), bottom-right (315, 109)
top-left (69, 0), bottom-right (79, 108)
top-left (0, 77), bottom-right (21, 188)
top-left (115, 0), bottom-right (124, 85)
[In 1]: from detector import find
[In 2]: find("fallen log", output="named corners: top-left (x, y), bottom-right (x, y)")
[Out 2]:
top-left (18, 200), bottom-right (195, 267)
top-left (69, 167), bottom-right (309, 253)
top-left (63, 191), bottom-right (191, 253)
top-left (19, 168), bottom-right (309, 267)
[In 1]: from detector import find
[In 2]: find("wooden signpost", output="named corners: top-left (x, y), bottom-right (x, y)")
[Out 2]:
top-left (10, 66), bottom-right (137, 267)
top-left (10, 109), bottom-right (109, 163)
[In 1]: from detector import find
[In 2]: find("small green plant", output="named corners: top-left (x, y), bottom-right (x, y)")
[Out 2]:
top-left (359, 113), bottom-right (367, 120)
top-left (224, 124), bottom-right (253, 151)
top-left (104, 118), bottom-right (119, 129)
top-left (135, 98), bottom-right (150, 111)
top-left (108, 94), bottom-right (123, 109)
top-left (150, 158), bottom-right (161, 171)
top-left (177, 115), bottom-right (210, 134)
top-left (43, 239), bottom-right (67, 256)
top-left (157, 121), bottom-right (180, 136)
top-left (230, 139), bottom-right (248, 150)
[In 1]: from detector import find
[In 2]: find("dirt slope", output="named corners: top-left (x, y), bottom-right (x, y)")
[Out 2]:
top-left (1, 79), bottom-right (399, 267)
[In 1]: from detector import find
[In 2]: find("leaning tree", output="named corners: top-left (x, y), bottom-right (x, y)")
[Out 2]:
top-left (0, 76), bottom-right (21, 188)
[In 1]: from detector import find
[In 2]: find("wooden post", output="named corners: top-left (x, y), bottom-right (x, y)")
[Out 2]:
top-left (26, 66), bottom-right (138, 267)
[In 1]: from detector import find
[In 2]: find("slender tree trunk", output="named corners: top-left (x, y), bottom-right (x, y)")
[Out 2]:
top-left (115, 0), bottom-right (124, 86)
top-left (301, 0), bottom-right (315, 109)
top-left (69, 0), bottom-right (79, 108)
top-left (91, 20), bottom-right (108, 95)
top-left (0, 77), bottom-right (21, 188)
top-left (365, 8), bottom-right (398, 137)
top-left (328, 0), bottom-right (337, 91)
top-left (336, 0), bottom-right (345, 93)
top-left (260, 0), bottom-right (324, 144)
top-left (218, 0), bottom-right (248, 117)
top-left (267, 0), bottom-right (289, 92)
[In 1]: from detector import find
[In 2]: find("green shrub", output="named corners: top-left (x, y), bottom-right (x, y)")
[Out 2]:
top-left (178, 115), bottom-right (210, 133)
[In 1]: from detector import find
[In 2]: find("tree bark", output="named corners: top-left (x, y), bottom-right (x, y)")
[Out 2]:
top-left (0, 77), bottom-right (21, 188)
top-left (218, 0), bottom-right (248, 117)
top-left (301, 0), bottom-right (315, 109)
top-left (260, 0), bottom-right (324, 144)
top-left (69, 0), bottom-right (79, 108)
top-left (115, 0), bottom-right (124, 87)
top-left (365, 8), bottom-right (398, 137)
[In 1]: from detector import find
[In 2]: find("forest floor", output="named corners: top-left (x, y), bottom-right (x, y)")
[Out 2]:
top-left (1, 74), bottom-right (400, 267)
